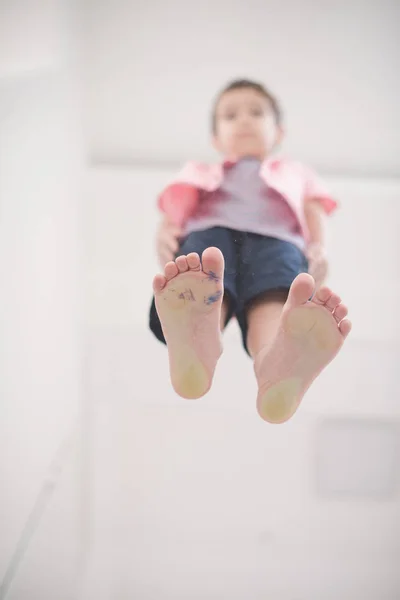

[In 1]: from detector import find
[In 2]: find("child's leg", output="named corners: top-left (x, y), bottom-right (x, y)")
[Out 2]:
top-left (236, 235), bottom-right (351, 424)
top-left (247, 274), bottom-right (351, 424)
top-left (245, 290), bottom-right (288, 358)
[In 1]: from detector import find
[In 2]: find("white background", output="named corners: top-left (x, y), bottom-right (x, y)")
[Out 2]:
top-left (82, 0), bottom-right (400, 177)
top-left (0, 1), bottom-right (399, 599)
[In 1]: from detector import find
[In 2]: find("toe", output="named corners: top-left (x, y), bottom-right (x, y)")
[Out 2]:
top-left (175, 255), bottom-right (189, 273)
top-left (201, 247), bottom-right (225, 281)
top-left (153, 273), bottom-right (166, 294)
top-left (339, 318), bottom-right (352, 339)
top-left (334, 303), bottom-right (348, 323)
top-left (313, 286), bottom-right (332, 305)
top-left (164, 261), bottom-right (179, 280)
top-left (287, 273), bottom-right (315, 306)
top-left (326, 293), bottom-right (341, 312)
top-left (187, 252), bottom-right (201, 270)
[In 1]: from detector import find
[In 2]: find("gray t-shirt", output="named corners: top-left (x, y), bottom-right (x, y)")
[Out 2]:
top-left (184, 157), bottom-right (305, 250)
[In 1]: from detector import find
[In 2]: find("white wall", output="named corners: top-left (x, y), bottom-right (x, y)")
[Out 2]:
top-left (0, 2), bottom-right (85, 598)
top-left (83, 0), bottom-right (400, 177)
top-left (82, 165), bottom-right (400, 600)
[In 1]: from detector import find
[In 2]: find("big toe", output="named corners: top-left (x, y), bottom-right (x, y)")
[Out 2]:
top-left (287, 273), bottom-right (315, 307)
top-left (201, 247), bottom-right (225, 280)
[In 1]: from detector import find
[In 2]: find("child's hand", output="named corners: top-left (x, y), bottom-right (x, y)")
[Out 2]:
top-left (306, 243), bottom-right (328, 289)
top-left (156, 216), bottom-right (183, 267)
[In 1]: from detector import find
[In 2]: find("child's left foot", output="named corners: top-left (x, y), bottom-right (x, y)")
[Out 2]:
top-left (255, 273), bottom-right (352, 424)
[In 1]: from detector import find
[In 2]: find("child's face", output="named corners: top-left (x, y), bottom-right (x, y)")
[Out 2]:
top-left (213, 88), bottom-right (283, 160)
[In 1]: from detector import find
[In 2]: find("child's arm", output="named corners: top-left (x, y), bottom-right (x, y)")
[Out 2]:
top-left (159, 184), bottom-right (199, 228)
top-left (304, 199), bottom-right (329, 288)
top-left (156, 179), bottom-right (200, 267)
top-left (303, 167), bottom-right (337, 288)
top-left (158, 163), bottom-right (203, 227)
top-left (304, 198), bottom-right (326, 247)
top-left (155, 162), bottom-right (204, 265)
top-left (156, 216), bottom-right (183, 268)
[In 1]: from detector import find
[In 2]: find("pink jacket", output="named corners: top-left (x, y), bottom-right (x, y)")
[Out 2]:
top-left (158, 157), bottom-right (337, 241)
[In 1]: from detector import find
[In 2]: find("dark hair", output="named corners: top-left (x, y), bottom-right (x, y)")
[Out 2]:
top-left (211, 79), bottom-right (282, 133)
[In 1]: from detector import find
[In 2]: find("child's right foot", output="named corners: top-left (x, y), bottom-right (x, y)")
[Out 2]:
top-left (153, 247), bottom-right (224, 399)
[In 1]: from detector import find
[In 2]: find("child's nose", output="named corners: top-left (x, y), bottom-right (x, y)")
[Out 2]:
top-left (237, 113), bottom-right (252, 127)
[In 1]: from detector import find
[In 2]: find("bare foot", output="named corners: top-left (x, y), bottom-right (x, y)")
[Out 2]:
top-left (153, 247), bottom-right (224, 399)
top-left (255, 273), bottom-right (352, 424)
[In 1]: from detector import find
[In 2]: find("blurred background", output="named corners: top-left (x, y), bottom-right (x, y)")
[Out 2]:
top-left (1, 1), bottom-right (400, 599)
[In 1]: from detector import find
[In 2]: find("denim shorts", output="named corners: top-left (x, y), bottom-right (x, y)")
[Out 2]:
top-left (149, 227), bottom-right (308, 354)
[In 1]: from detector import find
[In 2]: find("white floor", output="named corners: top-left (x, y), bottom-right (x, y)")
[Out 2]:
top-left (1, 433), bottom-right (84, 600)
top-left (3, 324), bottom-right (399, 600)
top-left (79, 324), bottom-right (400, 600)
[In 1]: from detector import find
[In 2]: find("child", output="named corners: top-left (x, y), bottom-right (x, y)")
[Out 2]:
top-left (149, 79), bottom-right (351, 424)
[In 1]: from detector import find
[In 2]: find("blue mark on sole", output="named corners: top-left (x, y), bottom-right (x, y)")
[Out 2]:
top-left (207, 270), bottom-right (220, 283)
top-left (205, 290), bottom-right (222, 305)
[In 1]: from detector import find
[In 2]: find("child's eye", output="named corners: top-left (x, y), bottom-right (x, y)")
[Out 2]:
top-left (224, 112), bottom-right (236, 120)
top-left (251, 107), bottom-right (264, 117)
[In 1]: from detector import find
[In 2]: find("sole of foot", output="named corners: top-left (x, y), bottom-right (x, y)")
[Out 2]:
top-left (255, 273), bottom-right (352, 424)
top-left (153, 247), bottom-right (225, 399)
